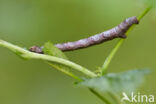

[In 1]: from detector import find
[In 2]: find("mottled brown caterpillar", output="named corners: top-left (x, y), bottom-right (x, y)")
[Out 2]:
top-left (30, 16), bottom-right (139, 53)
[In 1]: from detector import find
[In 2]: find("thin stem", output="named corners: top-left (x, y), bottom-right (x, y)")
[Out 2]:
top-left (101, 6), bottom-right (152, 75)
top-left (107, 92), bottom-right (124, 104)
top-left (138, 5), bottom-right (152, 21)
top-left (0, 40), bottom-right (108, 103)
top-left (47, 62), bottom-right (83, 81)
top-left (0, 40), bottom-right (97, 77)
top-left (101, 39), bottom-right (124, 74)
top-left (0, 40), bottom-right (112, 104)
top-left (89, 88), bottom-right (112, 104)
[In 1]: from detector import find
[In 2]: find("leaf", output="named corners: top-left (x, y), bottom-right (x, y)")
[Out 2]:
top-left (78, 69), bottom-right (151, 95)
top-left (43, 41), bottom-right (67, 59)
top-left (43, 41), bottom-right (79, 79)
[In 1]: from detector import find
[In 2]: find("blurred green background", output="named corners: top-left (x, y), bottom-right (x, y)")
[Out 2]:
top-left (0, 0), bottom-right (155, 104)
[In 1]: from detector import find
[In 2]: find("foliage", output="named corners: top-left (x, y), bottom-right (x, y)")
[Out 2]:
top-left (43, 41), bottom-right (68, 59)
top-left (79, 69), bottom-right (150, 95)
top-left (43, 42), bottom-right (82, 81)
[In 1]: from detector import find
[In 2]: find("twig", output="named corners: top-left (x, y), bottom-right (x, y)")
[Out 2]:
top-left (0, 40), bottom-right (112, 103)
top-left (29, 16), bottom-right (139, 53)
top-left (0, 40), bottom-right (97, 77)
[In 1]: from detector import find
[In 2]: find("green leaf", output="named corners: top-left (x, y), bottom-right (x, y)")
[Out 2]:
top-left (43, 41), bottom-right (67, 59)
top-left (79, 69), bottom-right (151, 95)
top-left (43, 41), bottom-right (81, 80)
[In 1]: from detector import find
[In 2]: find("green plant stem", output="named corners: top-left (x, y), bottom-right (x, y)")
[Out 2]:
top-left (47, 62), bottom-right (83, 81)
top-left (107, 92), bottom-right (124, 104)
top-left (0, 40), bottom-right (97, 77)
top-left (87, 6), bottom-right (152, 103)
top-left (101, 6), bottom-right (152, 75)
top-left (138, 5), bottom-right (153, 21)
top-left (89, 88), bottom-right (112, 104)
top-left (0, 40), bottom-right (110, 104)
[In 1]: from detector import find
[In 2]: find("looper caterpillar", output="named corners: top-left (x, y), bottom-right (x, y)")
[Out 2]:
top-left (30, 16), bottom-right (139, 53)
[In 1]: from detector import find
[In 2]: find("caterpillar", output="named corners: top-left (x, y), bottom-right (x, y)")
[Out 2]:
top-left (30, 16), bottom-right (139, 53)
